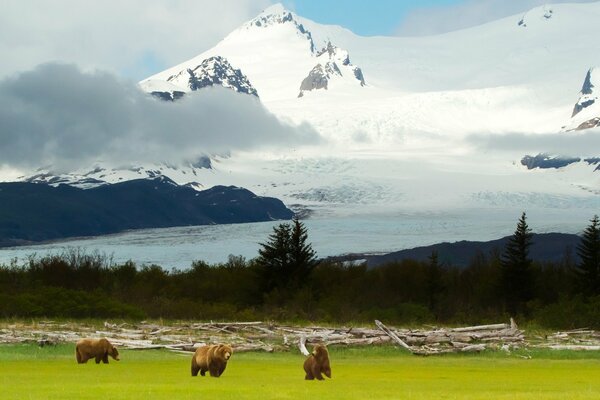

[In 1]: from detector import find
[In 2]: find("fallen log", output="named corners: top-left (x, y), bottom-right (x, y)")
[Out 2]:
top-left (547, 345), bottom-right (600, 351)
top-left (375, 320), bottom-right (412, 352)
top-left (451, 323), bottom-right (509, 332)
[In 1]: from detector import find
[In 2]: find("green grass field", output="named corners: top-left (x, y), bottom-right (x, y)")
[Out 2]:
top-left (1, 344), bottom-right (599, 399)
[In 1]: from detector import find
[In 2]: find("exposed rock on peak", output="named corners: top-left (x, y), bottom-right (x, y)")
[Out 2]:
top-left (572, 67), bottom-right (597, 117)
top-left (566, 67), bottom-right (600, 131)
top-left (167, 56), bottom-right (258, 97)
top-left (298, 41), bottom-right (365, 97)
top-left (580, 67), bottom-right (596, 95)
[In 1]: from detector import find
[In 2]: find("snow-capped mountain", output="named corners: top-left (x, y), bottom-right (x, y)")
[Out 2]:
top-left (13, 2), bottom-right (600, 218)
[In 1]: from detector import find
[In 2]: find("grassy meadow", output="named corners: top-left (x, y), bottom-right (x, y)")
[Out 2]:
top-left (1, 344), bottom-right (599, 399)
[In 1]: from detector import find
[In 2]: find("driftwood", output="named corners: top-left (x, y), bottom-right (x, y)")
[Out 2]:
top-left (299, 336), bottom-right (310, 356)
top-left (2, 319), bottom-right (598, 355)
top-left (375, 320), bottom-right (412, 352)
top-left (531, 328), bottom-right (600, 351)
top-left (373, 320), bottom-right (527, 356)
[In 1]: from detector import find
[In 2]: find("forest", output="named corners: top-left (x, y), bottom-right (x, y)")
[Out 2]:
top-left (1, 214), bottom-right (599, 329)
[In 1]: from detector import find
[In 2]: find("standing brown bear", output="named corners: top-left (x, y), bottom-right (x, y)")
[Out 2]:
top-left (303, 344), bottom-right (331, 380)
top-left (75, 338), bottom-right (120, 364)
top-left (191, 344), bottom-right (233, 377)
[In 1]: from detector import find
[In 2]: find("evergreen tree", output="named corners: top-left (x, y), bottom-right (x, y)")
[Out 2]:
top-left (576, 215), bottom-right (600, 297)
top-left (501, 212), bottom-right (534, 316)
top-left (426, 250), bottom-right (444, 318)
top-left (257, 218), bottom-right (317, 290)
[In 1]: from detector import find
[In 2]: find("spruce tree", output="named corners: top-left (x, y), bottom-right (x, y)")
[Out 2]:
top-left (501, 212), bottom-right (534, 316)
top-left (426, 250), bottom-right (444, 317)
top-left (576, 215), bottom-right (600, 297)
top-left (257, 218), bottom-right (318, 290)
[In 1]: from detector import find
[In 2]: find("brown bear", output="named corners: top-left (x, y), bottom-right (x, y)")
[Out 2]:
top-left (191, 344), bottom-right (233, 377)
top-left (303, 344), bottom-right (331, 380)
top-left (75, 338), bottom-right (120, 364)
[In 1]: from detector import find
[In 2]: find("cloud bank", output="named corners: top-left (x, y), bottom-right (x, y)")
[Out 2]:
top-left (0, 0), bottom-right (272, 80)
top-left (395, 0), bottom-right (598, 36)
top-left (0, 63), bottom-right (321, 172)
top-left (468, 130), bottom-right (600, 156)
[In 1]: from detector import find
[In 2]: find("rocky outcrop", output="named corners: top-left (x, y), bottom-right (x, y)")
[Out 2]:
top-left (298, 42), bottom-right (365, 97)
top-left (574, 117), bottom-right (600, 130)
top-left (166, 56), bottom-right (258, 97)
top-left (521, 154), bottom-right (581, 170)
top-left (572, 68), bottom-right (596, 117)
top-left (567, 67), bottom-right (600, 131)
top-left (150, 90), bottom-right (185, 102)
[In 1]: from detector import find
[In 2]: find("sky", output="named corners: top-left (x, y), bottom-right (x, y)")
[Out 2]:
top-left (1, 0), bottom-right (597, 81)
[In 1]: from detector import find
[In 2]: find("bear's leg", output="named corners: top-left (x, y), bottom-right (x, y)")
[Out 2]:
top-left (102, 353), bottom-right (109, 364)
top-left (324, 366), bottom-right (331, 378)
top-left (312, 366), bottom-right (324, 380)
top-left (191, 360), bottom-right (200, 376)
top-left (200, 368), bottom-right (207, 376)
top-left (95, 355), bottom-right (102, 364)
top-left (76, 349), bottom-right (83, 364)
top-left (305, 370), bottom-right (314, 380)
top-left (209, 365), bottom-right (220, 377)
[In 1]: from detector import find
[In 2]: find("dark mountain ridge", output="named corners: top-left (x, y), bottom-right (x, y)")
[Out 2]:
top-left (330, 233), bottom-right (582, 268)
top-left (0, 177), bottom-right (293, 247)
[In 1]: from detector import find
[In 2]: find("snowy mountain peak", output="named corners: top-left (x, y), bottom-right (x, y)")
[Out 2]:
top-left (572, 67), bottom-right (598, 118)
top-left (580, 67), bottom-right (597, 96)
top-left (166, 56), bottom-right (258, 97)
top-left (247, 3), bottom-right (298, 29)
top-left (243, 3), bottom-right (316, 53)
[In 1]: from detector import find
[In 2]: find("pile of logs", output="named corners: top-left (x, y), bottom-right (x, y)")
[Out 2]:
top-left (0, 319), bottom-right (532, 356)
top-left (374, 319), bottom-right (525, 355)
top-left (534, 328), bottom-right (600, 351)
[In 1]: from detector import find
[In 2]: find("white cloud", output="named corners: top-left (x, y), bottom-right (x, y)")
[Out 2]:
top-left (395, 0), bottom-right (598, 36)
top-left (0, 63), bottom-right (321, 172)
top-left (0, 0), bottom-right (273, 81)
top-left (468, 130), bottom-right (600, 156)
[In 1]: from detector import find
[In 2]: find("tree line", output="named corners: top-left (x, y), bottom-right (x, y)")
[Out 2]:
top-left (0, 215), bottom-right (599, 328)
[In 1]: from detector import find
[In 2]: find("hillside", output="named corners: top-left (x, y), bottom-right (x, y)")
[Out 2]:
top-left (362, 232), bottom-right (581, 268)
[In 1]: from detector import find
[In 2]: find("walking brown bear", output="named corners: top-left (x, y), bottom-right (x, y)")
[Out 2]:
top-left (191, 344), bottom-right (233, 377)
top-left (75, 338), bottom-right (120, 364)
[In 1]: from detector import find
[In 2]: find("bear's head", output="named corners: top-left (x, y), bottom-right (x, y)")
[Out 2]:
top-left (217, 344), bottom-right (233, 361)
top-left (109, 345), bottom-right (120, 361)
top-left (312, 344), bottom-right (329, 361)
